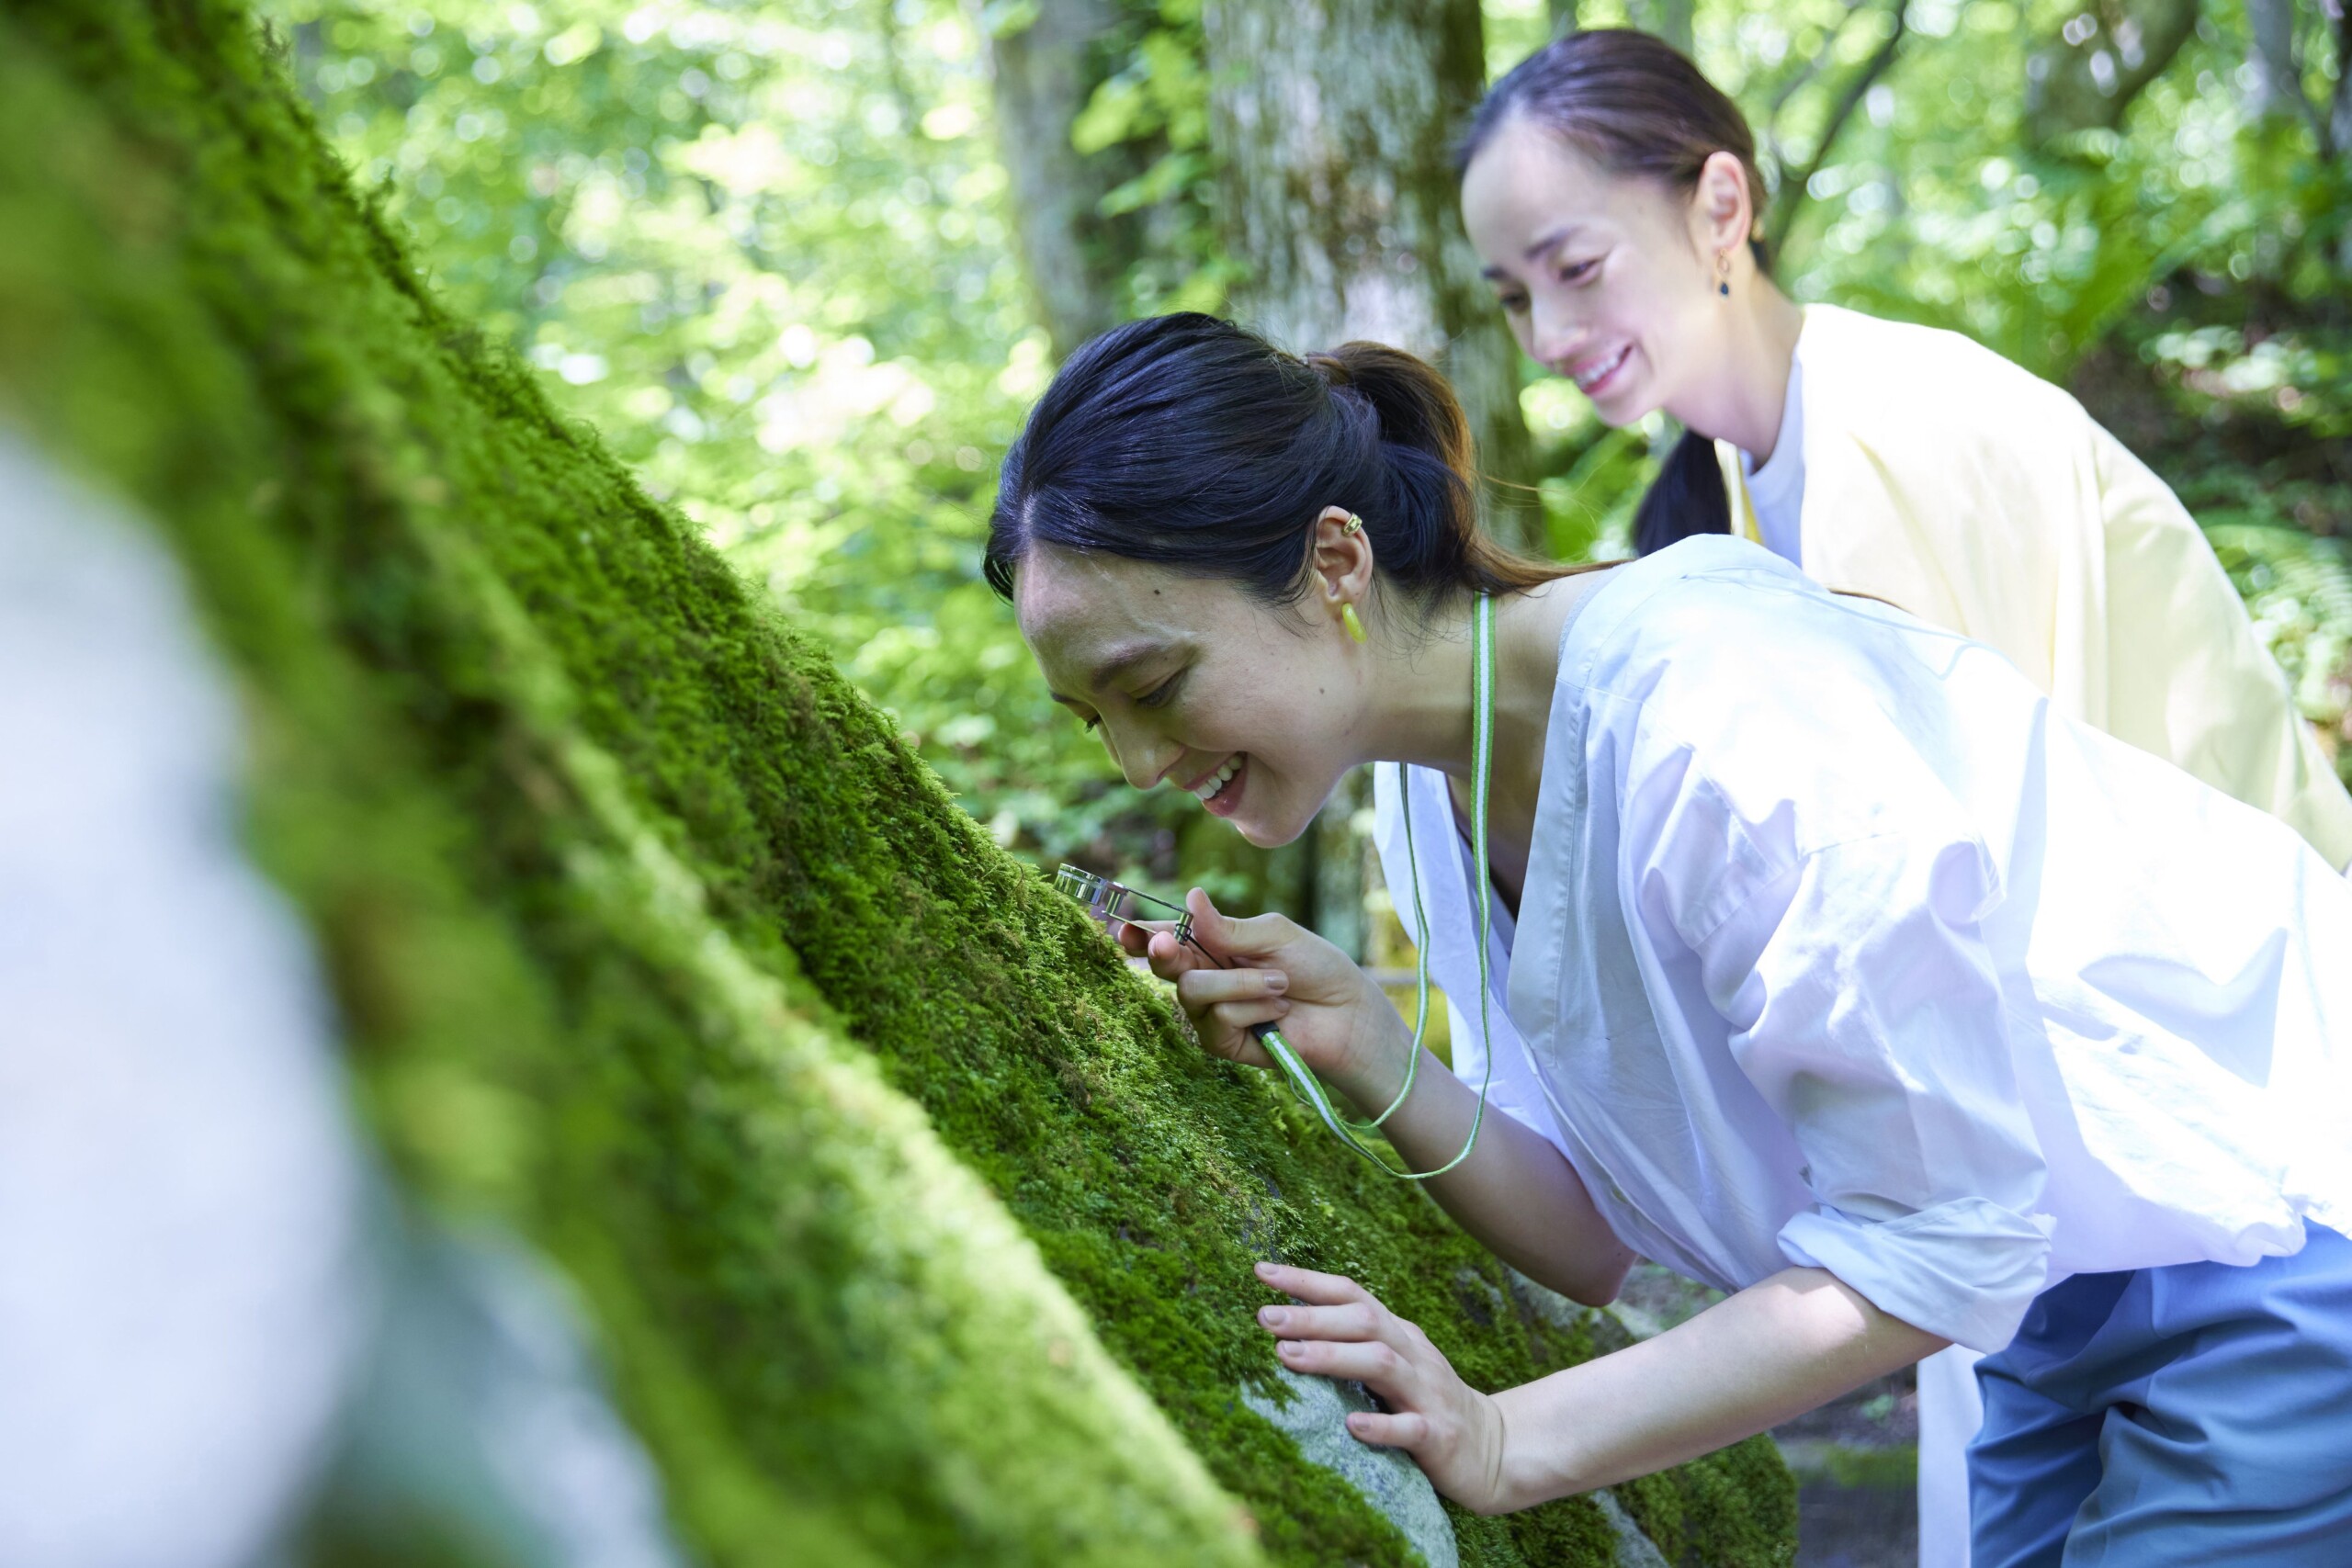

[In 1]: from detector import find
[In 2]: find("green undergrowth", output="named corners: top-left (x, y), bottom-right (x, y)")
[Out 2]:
top-left (0, 4), bottom-right (1794, 1564)
top-left (2202, 521), bottom-right (2352, 785)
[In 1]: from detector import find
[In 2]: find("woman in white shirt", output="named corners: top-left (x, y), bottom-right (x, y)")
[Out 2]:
top-left (989, 311), bottom-right (2352, 1566)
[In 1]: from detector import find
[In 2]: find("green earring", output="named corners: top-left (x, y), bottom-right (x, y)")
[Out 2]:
top-left (1341, 603), bottom-right (1368, 645)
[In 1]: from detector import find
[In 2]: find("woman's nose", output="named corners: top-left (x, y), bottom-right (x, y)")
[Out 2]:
top-left (1105, 721), bottom-right (1181, 793)
top-left (1528, 295), bottom-right (1584, 369)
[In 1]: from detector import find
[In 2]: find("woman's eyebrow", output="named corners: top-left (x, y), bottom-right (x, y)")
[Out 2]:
top-left (1523, 222), bottom-right (1587, 262)
top-left (1486, 224), bottom-right (1588, 282)
top-left (1044, 640), bottom-right (1171, 705)
top-left (1085, 640), bottom-right (1171, 692)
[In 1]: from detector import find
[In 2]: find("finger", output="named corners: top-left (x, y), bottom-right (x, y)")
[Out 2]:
top-left (1209, 998), bottom-right (1290, 1035)
top-left (1118, 919), bottom-right (1176, 954)
top-left (1193, 1016), bottom-right (1276, 1069)
top-left (1184, 887), bottom-right (1299, 961)
top-left (1174, 967), bottom-right (1288, 1009)
top-left (1254, 1261), bottom-right (1374, 1306)
top-left (1276, 1337), bottom-right (1412, 1398)
top-left (1256, 1301), bottom-right (1383, 1343)
top-left (1203, 1034), bottom-right (1276, 1071)
top-left (1345, 1410), bottom-right (1429, 1451)
top-left (1145, 930), bottom-right (1209, 980)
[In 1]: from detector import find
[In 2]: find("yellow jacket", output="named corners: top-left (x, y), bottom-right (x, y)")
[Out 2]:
top-left (1715, 303), bottom-right (2352, 870)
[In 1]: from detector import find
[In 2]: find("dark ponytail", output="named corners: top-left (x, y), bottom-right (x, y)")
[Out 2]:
top-left (1634, 432), bottom-right (1730, 556)
top-left (987, 312), bottom-right (1575, 612)
top-left (1462, 28), bottom-right (1770, 553)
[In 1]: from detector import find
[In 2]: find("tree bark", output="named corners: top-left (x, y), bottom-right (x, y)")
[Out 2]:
top-left (2024, 0), bottom-right (2201, 148)
top-left (2243, 0), bottom-right (2301, 124)
top-left (1630, 0), bottom-right (1695, 56)
top-left (2331, 6), bottom-right (2352, 161)
top-left (984, 0), bottom-right (1149, 359)
top-left (1202, 0), bottom-right (1538, 554)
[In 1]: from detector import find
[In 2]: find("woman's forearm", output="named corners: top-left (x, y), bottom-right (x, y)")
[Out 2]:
top-left (1337, 1042), bottom-right (1635, 1306)
top-left (1489, 1266), bottom-right (1948, 1509)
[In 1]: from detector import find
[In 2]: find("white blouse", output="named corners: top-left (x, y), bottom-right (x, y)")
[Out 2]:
top-left (1372, 536), bottom-right (2352, 1353)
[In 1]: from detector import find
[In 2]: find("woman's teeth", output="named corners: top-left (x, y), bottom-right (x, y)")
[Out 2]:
top-left (1574, 345), bottom-right (1629, 392)
top-left (1194, 756), bottom-right (1242, 802)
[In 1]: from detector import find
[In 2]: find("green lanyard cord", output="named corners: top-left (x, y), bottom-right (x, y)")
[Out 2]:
top-left (1251, 593), bottom-right (1497, 1181)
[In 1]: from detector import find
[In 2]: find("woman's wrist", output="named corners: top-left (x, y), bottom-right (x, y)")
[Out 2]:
top-left (1488, 1371), bottom-right (1597, 1510)
top-left (1327, 986), bottom-right (1419, 1115)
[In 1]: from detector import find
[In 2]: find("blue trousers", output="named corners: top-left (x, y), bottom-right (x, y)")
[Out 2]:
top-left (1969, 1225), bottom-right (2352, 1566)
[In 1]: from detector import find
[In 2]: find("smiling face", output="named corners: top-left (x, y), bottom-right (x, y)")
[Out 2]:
top-left (1461, 117), bottom-right (1727, 426)
top-left (1013, 544), bottom-right (1366, 849)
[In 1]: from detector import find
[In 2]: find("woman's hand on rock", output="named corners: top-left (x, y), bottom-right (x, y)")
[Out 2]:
top-left (1253, 1261), bottom-right (1513, 1515)
top-left (1128, 887), bottom-right (1409, 1111)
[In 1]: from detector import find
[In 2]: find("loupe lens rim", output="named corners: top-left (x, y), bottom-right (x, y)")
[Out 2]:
top-left (1052, 863), bottom-right (1194, 945)
top-left (1054, 863), bottom-right (1109, 904)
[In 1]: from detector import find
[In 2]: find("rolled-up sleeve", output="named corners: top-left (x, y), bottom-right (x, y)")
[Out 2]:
top-left (1690, 834), bottom-right (2055, 1352)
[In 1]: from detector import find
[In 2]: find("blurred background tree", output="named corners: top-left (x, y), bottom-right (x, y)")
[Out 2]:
top-left (261, 0), bottom-right (2352, 960)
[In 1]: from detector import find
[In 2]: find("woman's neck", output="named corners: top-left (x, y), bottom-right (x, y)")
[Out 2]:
top-left (1359, 574), bottom-right (1610, 840)
top-left (1668, 280), bottom-right (1806, 462)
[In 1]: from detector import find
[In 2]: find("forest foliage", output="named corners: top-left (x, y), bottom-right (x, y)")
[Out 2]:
top-left (257, 0), bottom-right (2352, 921)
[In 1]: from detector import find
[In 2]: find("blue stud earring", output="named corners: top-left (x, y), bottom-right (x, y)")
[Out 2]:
top-left (1715, 249), bottom-right (1732, 297)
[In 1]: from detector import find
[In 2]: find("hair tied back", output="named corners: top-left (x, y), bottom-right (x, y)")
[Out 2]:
top-left (986, 313), bottom-right (1571, 611)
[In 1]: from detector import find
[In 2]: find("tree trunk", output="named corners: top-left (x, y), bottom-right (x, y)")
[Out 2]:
top-left (2243, 0), bottom-right (2300, 123)
top-left (5, 4), bottom-right (1797, 1565)
top-left (2239, 0), bottom-right (2350, 271)
top-left (2024, 0), bottom-right (2201, 147)
top-left (1630, 0), bottom-right (1694, 56)
top-left (984, 0), bottom-right (1148, 359)
top-left (1202, 0), bottom-right (1539, 557)
top-left (2332, 7), bottom-right (2352, 160)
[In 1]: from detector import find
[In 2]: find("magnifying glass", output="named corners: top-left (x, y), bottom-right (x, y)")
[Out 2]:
top-left (1053, 863), bottom-right (1200, 952)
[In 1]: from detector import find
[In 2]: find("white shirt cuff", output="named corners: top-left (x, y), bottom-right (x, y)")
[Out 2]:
top-left (1779, 1197), bottom-right (2054, 1353)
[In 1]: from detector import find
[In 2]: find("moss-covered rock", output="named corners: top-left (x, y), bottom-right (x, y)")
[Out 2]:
top-left (0, 4), bottom-right (1796, 1563)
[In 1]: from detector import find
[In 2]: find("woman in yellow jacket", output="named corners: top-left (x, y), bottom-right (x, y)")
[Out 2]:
top-left (1452, 28), bottom-right (2352, 1563)
top-left (1457, 30), bottom-right (2351, 868)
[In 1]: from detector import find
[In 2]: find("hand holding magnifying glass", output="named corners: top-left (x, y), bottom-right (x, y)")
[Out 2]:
top-left (1054, 866), bottom-right (1433, 1164)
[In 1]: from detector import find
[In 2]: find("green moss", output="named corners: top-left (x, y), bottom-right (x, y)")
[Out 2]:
top-left (0, 5), bottom-right (1795, 1564)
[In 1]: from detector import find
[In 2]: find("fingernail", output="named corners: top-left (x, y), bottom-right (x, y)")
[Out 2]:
top-left (1263, 973), bottom-right (1287, 994)
top-left (1254, 1260), bottom-right (1278, 1278)
top-left (1278, 1340), bottom-right (1301, 1357)
top-left (1260, 1307), bottom-right (1287, 1328)
top-left (1272, 999), bottom-right (1291, 1016)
